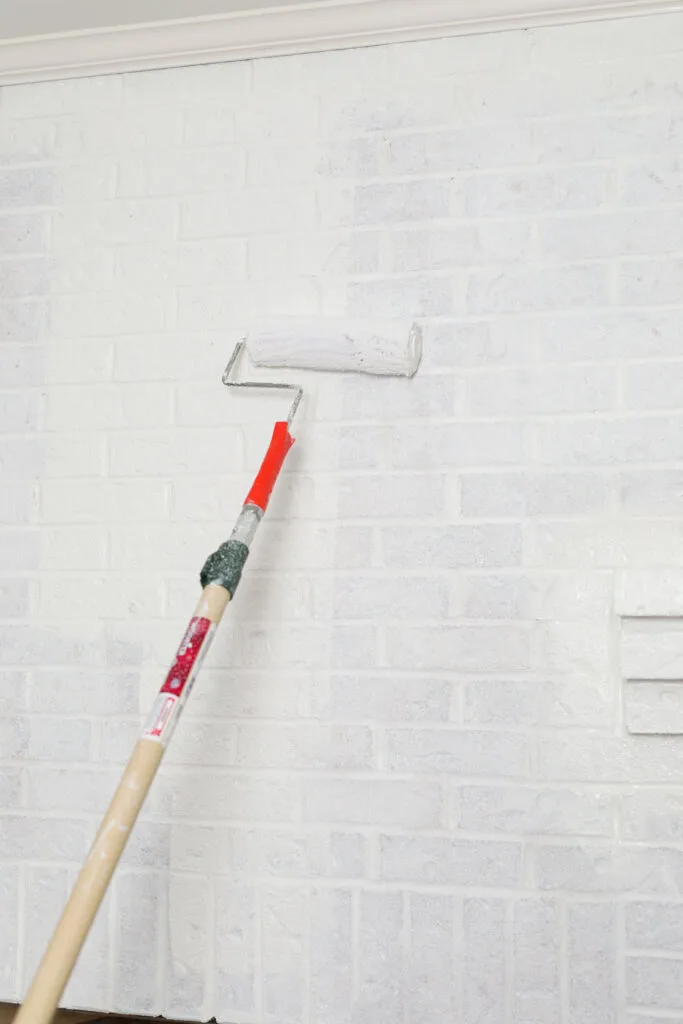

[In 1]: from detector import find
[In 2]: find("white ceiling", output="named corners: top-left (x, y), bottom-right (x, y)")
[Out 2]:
top-left (0, 0), bottom-right (339, 41)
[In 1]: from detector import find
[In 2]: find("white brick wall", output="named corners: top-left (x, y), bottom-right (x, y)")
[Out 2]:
top-left (3, 11), bottom-right (683, 1022)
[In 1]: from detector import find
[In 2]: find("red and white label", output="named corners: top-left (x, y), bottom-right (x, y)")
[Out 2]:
top-left (142, 616), bottom-right (216, 745)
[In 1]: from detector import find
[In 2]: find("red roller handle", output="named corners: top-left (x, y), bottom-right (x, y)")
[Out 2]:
top-left (244, 421), bottom-right (295, 512)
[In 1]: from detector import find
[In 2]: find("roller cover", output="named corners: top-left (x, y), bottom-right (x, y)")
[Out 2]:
top-left (246, 318), bottom-right (422, 377)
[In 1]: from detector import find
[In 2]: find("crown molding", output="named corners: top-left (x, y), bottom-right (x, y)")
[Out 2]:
top-left (0, 0), bottom-right (682, 85)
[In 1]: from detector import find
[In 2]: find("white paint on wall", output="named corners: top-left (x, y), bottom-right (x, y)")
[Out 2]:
top-left (3, 11), bottom-right (683, 1021)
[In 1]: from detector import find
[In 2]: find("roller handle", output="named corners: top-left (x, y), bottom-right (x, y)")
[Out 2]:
top-left (244, 421), bottom-right (295, 512)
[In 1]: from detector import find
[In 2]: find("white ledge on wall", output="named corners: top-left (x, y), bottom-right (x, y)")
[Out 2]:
top-left (0, 0), bottom-right (682, 85)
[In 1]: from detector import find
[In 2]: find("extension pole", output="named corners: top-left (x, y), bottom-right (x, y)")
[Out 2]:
top-left (14, 413), bottom-right (295, 1024)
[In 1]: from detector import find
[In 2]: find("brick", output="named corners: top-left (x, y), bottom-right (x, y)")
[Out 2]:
top-left (620, 470), bottom-right (683, 515)
top-left (0, 816), bottom-right (87, 861)
top-left (0, 578), bottom-right (30, 617)
top-left (513, 899), bottom-right (560, 1024)
top-left (424, 320), bottom-right (536, 369)
top-left (0, 391), bottom-right (41, 431)
top-left (113, 873), bottom-right (162, 1014)
top-left (0, 865), bottom-right (18, 997)
top-left (343, 373), bottom-right (455, 421)
top-left (463, 571), bottom-right (611, 621)
top-left (229, 829), bottom-right (365, 881)
top-left (626, 957), bottom-right (683, 1012)
top-left (391, 421), bottom-right (534, 469)
top-left (0, 300), bottom-right (48, 342)
top-left (626, 360), bottom-right (683, 410)
top-left (215, 885), bottom-right (257, 1016)
top-left (310, 889), bottom-right (353, 1024)
top-left (388, 123), bottom-right (535, 174)
top-left (355, 891), bottom-right (403, 1024)
top-left (463, 898), bottom-right (506, 1024)
top-left (303, 778), bottom-right (442, 827)
top-left (539, 416), bottom-right (683, 465)
top-left (458, 785), bottom-right (614, 837)
top-left (27, 717), bottom-right (91, 761)
top-left (386, 728), bottom-right (529, 777)
top-left (620, 259), bottom-right (683, 306)
top-left (464, 678), bottom-right (611, 730)
top-left (568, 903), bottom-right (617, 1023)
top-left (0, 344), bottom-right (45, 388)
top-left (386, 624), bottom-right (531, 672)
top-left (0, 257), bottom-right (48, 299)
top-left (0, 167), bottom-right (53, 207)
top-left (172, 773), bottom-right (299, 822)
top-left (47, 383), bottom-right (172, 430)
top-left (51, 291), bottom-right (171, 337)
top-left (409, 894), bottom-right (455, 1023)
top-left (338, 473), bottom-right (445, 519)
top-left (470, 365), bottom-right (616, 416)
top-left (109, 430), bottom-right (242, 477)
top-left (468, 264), bottom-right (608, 313)
top-left (40, 478), bottom-right (168, 524)
top-left (0, 768), bottom-right (21, 809)
top-left (0, 213), bottom-right (47, 254)
top-left (0, 672), bottom-right (27, 714)
top-left (347, 275), bottom-right (455, 318)
top-left (536, 843), bottom-right (683, 895)
top-left (464, 167), bottom-right (611, 216)
top-left (540, 209), bottom-right (683, 260)
top-left (624, 682), bottom-right (683, 735)
top-left (391, 222), bottom-right (529, 272)
top-left (312, 674), bottom-right (451, 722)
top-left (383, 525), bottom-right (522, 569)
top-left (380, 834), bottom-right (521, 886)
top-left (623, 159), bottom-right (683, 205)
top-left (621, 619), bottom-right (683, 680)
top-left (262, 887), bottom-right (306, 1021)
top-left (232, 722), bottom-right (372, 771)
top-left (23, 866), bottom-right (69, 983)
top-left (461, 472), bottom-right (610, 518)
top-left (621, 791), bottom-right (683, 842)
top-left (180, 188), bottom-right (317, 238)
top-left (354, 180), bottom-right (450, 224)
top-left (626, 902), bottom-right (683, 951)
top-left (26, 767), bottom-right (120, 813)
top-left (539, 733), bottom-right (683, 784)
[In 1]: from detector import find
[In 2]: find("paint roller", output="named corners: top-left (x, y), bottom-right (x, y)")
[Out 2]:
top-left (14, 318), bottom-right (422, 1024)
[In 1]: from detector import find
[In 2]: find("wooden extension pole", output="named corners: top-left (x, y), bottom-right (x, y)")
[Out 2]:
top-left (14, 411), bottom-right (295, 1024)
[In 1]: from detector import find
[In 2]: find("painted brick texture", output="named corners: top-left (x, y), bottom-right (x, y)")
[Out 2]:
top-left (2, 11), bottom-right (683, 1023)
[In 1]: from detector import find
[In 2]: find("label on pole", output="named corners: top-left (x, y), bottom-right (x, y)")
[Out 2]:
top-left (141, 616), bottom-right (216, 746)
